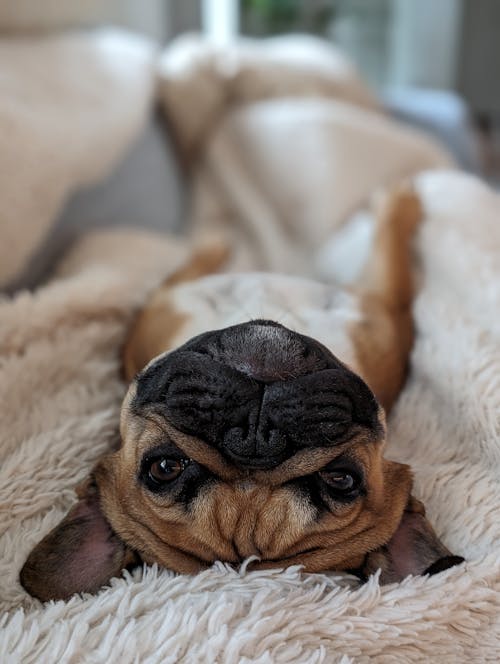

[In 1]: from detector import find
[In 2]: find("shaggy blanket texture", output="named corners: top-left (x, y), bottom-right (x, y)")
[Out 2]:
top-left (1, 31), bottom-right (499, 663)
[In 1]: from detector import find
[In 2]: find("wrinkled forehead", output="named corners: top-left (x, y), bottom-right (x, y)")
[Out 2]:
top-left (122, 321), bottom-right (384, 474)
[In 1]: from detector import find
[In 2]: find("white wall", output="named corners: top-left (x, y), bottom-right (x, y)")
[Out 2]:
top-left (0, 0), bottom-right (200, 43)
top-left (201, 0), bottom-right (239, 45)
top-left (388, 0), bottom-right (464, 89)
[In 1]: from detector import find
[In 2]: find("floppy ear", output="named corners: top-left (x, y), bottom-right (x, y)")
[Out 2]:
top-left (362, 497), bottom-right (464, 584)
top-left (20, 479), bottom-right (137, 601)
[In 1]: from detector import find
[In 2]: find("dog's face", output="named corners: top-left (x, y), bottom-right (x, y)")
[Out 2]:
top-left (21, 321), bottom-right (462, 601)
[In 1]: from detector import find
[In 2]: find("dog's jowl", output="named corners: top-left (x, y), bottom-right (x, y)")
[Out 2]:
top-left (20, 189), bottom-right (464, 601)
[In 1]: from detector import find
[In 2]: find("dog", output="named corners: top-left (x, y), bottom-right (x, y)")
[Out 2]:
top-left (20, 188), bottom-right (464, 601)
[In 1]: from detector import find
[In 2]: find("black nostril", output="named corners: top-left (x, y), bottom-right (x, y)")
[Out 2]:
top-left (256, 427), bottom-right (288, 458)
top-left (222, 424), bottom-right (290, 469)
top-left (223, 447), bottom-right (287, 470)
top-left (223, 427), bottom-right (254, 457)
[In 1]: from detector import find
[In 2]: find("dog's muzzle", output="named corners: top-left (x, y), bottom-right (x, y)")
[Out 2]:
top-left (133, 321), bottom-right (382, 469)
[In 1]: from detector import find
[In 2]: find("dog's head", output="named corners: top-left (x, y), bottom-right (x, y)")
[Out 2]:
top-left (21, 320), bottom-right (463, 600)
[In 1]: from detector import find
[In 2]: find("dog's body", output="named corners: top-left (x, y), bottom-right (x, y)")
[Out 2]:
top-left (21, 189), bottom-right (464, 601)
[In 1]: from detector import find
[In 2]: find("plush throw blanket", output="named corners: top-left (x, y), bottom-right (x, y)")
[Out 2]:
top-left (1, 30), bottom-right (499, 663)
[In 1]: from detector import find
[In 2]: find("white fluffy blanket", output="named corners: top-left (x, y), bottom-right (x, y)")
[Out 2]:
top-left (1, 31), bottom-right (499, 663)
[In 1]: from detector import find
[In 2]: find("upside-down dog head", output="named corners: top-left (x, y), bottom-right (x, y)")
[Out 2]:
top-left (21, 320), bottom-right (463, 601)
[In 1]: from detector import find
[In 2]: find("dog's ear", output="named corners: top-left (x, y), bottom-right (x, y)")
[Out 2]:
top-left (20, 479), bottom-right (136, 601)
top-left (361, 496), bottom-right (464, 584)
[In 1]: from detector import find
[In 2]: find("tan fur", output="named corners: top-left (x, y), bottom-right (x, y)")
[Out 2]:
top-left (95, 418), bottom-right (413, 576)
top-left (108, 188), bottom-right (424, 577)
top-left (351, 187), bottom-right (422, 412)
top-left (123, 243), bottom-right (230, 380)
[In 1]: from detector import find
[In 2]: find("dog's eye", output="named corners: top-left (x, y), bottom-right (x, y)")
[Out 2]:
top-left (320, 471), bottom-right (355, 491)
top-left (148, 457), bottom-right (189, 484)
top-left (318, 464), bottom-right (362, 498)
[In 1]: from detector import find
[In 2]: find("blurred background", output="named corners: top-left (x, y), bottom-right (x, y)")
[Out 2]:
top-left (2, 0), bottom-right (500, 291)
top-left (2, 0), bottom-right (498, 178)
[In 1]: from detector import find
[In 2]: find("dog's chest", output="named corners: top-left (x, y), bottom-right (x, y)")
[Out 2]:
top-left (166, 273), bottom-right (361, 371)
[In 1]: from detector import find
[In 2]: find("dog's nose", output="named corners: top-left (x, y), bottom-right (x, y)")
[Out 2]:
top-left (221, 403), bottom-right (290, 469)
top-left (223, 435), bottom-right (288, 470)
top-left (218, 366), bottom-right (371, 469)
